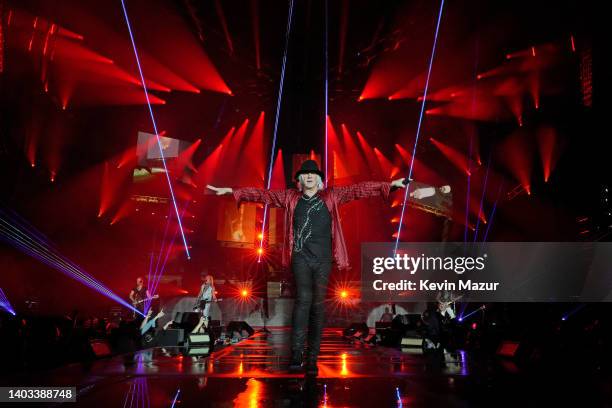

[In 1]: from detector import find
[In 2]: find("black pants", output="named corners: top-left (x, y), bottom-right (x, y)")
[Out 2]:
top-left (290, 260), bottom-right (332, 359)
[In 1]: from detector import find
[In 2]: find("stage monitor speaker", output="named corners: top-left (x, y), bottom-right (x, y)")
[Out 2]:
top-left (497, 341), bottom-right (520, 358)
top-left (227, 321), bottom-right (254, 337)
top-left (89, 339), bottom-right (112, 357)
top-left (400, 336), bottom-right (423, 348)
top-left (186, 333), bottom-right (212, 356)
top-left (187, 346), bottom-right (210, 356)
top-left (343, 322), bottom-right (369, 337)
top-left (158, 329), bottom-right (185, 346)
top-left (188, 333), bottom-right (211, 345)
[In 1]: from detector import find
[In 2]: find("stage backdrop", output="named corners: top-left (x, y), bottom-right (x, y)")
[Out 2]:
top-left (217, 201), bottom-right (281, 248)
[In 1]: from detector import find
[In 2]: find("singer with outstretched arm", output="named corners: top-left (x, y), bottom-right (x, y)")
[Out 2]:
top-left (207, 160), bottom-right (408, 376)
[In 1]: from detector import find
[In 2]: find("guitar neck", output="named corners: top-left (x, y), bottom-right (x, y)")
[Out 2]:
top-left (134, 295), bottom-right (158, 305)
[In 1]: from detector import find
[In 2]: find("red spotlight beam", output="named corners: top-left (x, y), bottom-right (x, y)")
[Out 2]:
top-left (215, 0), bottom-right (234, 55)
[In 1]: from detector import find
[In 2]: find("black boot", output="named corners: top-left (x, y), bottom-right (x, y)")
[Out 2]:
top-left (305, 354), bottom-right (318, 376)
top-left (289, 350), bottom-right (303, 371)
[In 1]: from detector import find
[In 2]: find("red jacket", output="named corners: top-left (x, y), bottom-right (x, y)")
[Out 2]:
top-left (233, 181), bottom-right (393, 270)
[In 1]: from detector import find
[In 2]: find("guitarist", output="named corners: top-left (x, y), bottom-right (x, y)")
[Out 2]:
top-left (130, 277), bottom-right (152, 319)
top-left (436, 290), bottom-right (462, 349)
top-left (193, 274), bottom-right (217, 332)
top-left (437, 290), bottom-right (462, 321)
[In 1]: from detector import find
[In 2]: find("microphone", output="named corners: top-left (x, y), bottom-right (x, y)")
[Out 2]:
top-left (402, 178), bottom-right (413, 186)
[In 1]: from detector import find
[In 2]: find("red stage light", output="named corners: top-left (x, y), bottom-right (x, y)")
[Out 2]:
top-left (340, 290), bottom-right (348, 299)
top-left (241, 289), bottom-right (249, 297)
top-left (537, 125), bottom-right (560, 183)
top-left (430, 138), bottom-right (472, 176)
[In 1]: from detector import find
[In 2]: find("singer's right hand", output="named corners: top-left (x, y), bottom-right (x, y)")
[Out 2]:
top-left (206, 185), bottom-right (233, 195)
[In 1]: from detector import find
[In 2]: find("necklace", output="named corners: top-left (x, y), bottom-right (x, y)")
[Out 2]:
top-left (301, 193), bottom-right (317, 202)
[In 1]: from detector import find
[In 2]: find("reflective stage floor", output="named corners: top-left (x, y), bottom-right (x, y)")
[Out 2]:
top-left (8, 328), bottom-right (609, 407)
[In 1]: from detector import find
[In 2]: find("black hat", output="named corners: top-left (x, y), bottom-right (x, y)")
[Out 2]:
top-left (294, 160), bottom-right (324, 181)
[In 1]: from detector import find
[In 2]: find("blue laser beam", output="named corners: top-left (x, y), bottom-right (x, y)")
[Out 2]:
top-left (481, 182), bottom-right (503, 244)
top-left (473, 150), bottom-right (492, 242)
top-left (145, 208), bottom-right (175, 312)
top-left (0, 210), bottom-right (144, 316)
top-left (120, 0), bottom-right (190, 259)
top-left (146, 203), bottom-right (190, 312)
top-left (458, 306), bottom-right (484, 322)
top-left (152, 210), bottom-right (172, 286)
top-left (1, 225), bottom-right (143, 316)
top-left (561, 304), bottom-right (585, 321)
top-left (258, 0), bottom-right (295, 262)
top-left (394, 0), bottom-right (445, 253)
top-left (170, 388), bottom-right (181, 408)
top-left (465, 38), bottom-right (480, 243)
top-left (0, 287), bottom-right (16, 315)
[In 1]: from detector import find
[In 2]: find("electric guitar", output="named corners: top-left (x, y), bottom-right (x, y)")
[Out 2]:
top-left (132, 294), bottom-right (159, 306)
top-left (193, 298), bottom-right (223, 311)
top-left (438, 294), bottom-right (463, 311)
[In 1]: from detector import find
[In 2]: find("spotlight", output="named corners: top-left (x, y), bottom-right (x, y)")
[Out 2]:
top-left (257, 248), bottom-right (263, 255)
top-left (340, 290), bottom-right (348, 299)
top-left (241, 290), bottom-right (249, 297)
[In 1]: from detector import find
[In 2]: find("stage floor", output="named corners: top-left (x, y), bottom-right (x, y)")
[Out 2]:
top-left (9, 327), bottom-right (608, 407)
